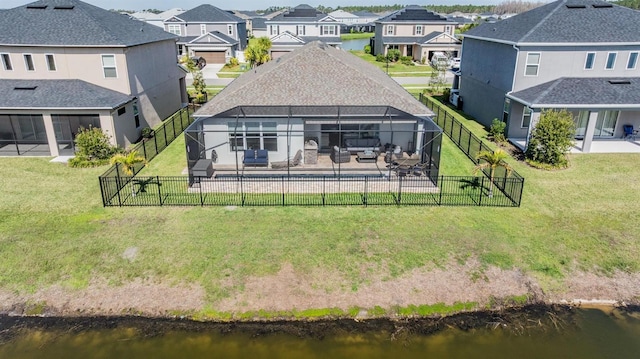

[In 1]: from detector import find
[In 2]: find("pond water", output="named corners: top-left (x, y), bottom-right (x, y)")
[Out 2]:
top-left (1, 307), bottom-right (639, 358)
top-left (341, 38), bottom-right (371, 52)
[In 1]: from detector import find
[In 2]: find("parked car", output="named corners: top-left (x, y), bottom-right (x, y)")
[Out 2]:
top-left (430, 52), bottom-right (448, 68)
top-left (449, 57), bottom-right (461, 69)
top-left (190, 56), bottom-right (206, 70)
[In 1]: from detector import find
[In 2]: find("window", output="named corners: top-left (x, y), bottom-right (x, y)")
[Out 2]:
top-left (296, 25), bottom-right (305, 36)
top-left (521, 107), bottom-right (532, 128)
top-left (524, 52), bottom-right (540, 76)
top-left (605, 52), bottom-right (616, 70)
top-left (167, 24), bottom-right (181, 36)
top-left (1, 53), bottom-right (11, 70)
top-left (270, 25), bottom-right (279, 36)
top-left (502, 98), bottom-right (510, 123)
top-left (227, 24), bottom-right (233, 36)
top-left (133, 102), bottom-right (140, 128)
top-left (445, 25), bottom-right (451, 34)
top-left (101, 55), bottom-right (117, 78)
top-left (228, 122), bottom-right (278, 151)
top-left (117, 107), bottom-right (126, 116)
top-left (200, 24), bottom-right (207, 35)
top-left (627, 52), bottom-right (638, 70)
top-left (584, 52), bottom-right (595, 69)
top-left (415, 25), bottom-right (423, 35)
top-left (386, 25), bottom-right (394, 35)
top-left (321, 25), bottom-right (337, 36)
top-left (23, 54), bottom-right (35, 71)
top-left (45, 54), bottom-right (56, 71)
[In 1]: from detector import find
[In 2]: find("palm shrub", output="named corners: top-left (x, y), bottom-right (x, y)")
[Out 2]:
top-left (525, 109), bottom-right (575, 168)
top-left (110, 150), bottom-right (147, 176)
top-left (489, 118), bottom-right (507, 143)
top-left (474, 148), bottom-right (513, 198)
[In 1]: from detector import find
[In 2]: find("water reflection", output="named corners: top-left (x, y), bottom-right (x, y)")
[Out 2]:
top-left (1, 308), bottom-right (639, 358)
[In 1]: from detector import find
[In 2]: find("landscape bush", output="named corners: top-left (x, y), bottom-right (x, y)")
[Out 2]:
top-left (228, 57), bottom-right (239, 66)
top-left (400, 56), bottom-right (414, 66)
top-left (489, 118), bottom-right (507, 143)
top-left (375, 53), bottom-right (386, 62)
top-left (68, 127), bottom-right (119, 168)
top-left (525, 109), bottom-right (575, 168)
top-left (363, 45), bottom-right (371, 54)
top-left (386, 49), bottom-right (401, 62)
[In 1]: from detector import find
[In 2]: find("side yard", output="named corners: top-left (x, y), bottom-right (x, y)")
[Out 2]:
top-left (350, 50), bottom-right (433, 77)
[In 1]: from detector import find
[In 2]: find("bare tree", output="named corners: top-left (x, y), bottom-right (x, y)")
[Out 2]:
top-left (493, 1), bottom-right (546, 15)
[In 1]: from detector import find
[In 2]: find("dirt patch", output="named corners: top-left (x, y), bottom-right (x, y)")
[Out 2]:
top-left (1, 262), bottom-right (639, 317)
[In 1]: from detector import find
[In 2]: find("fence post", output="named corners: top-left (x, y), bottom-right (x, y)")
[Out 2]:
top-left (397, 176), bottom-right (402, 205)
top-left (363, 176), bottom-right (368, 206)
top-left (322, 176), bottom-right (326, 206)
top-left (153, 130), bottom-right (159, 157)
top-left (99, 177), bottom-right (107, 206)
top-left (479, 176), bottom-right (484, 206)
top-left (199, 177), bottom-right (204, 206)
top-left (115, 163), bottom-right (123, 206)
top-left (163, 123), bottom-right (168, 148)
top-left (438, 176), bottom-right (443, 205)
top-left (281, 176), bottom-right (285, 206)
top-left (157, 176), bottom-right (163, 206)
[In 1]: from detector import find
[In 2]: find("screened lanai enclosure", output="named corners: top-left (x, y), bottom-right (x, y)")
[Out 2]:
top-left (184, 105), bottom-right (443, 192)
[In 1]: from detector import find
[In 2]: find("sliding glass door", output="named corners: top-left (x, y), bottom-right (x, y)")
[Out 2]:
top-left (594, 110), bottom-right (618, 138)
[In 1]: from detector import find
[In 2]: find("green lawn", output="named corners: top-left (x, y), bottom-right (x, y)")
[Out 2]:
top-left (350, 51), bottom-right (432, 76)
top-left (340, 32), bottom-right (374, 40)
top-left (2, 117), bottom-right (640, 310)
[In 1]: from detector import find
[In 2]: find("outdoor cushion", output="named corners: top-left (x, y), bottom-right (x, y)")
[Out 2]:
top-left (343, 138), bottom-right (382, 153)
top-left (243, 149), bottom-right (269, 166)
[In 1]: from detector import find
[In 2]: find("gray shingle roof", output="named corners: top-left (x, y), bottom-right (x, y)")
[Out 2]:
top-left (195, 42), bottom-right (432, 116)
top-left (377, 5), bottom-right (454, 23)
top-left (508, 77), bottom-right (640, 107)
top-left (0, 0), bottom-right (178, 47)
top-left (174, 5), bottom-right (244, 23)
top-left (0, 79), bottom-right (133, 109)
top-left (382, 32), bottom-right (460, 45)
top-left (252, 17), bottom-right (267, 30)
top-left (269, 4), bottom-right (331, 22)
top-left (464, 0), bottom-right (640, 44)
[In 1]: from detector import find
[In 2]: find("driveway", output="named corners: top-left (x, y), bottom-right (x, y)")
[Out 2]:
top-left (185, 63), bottom-right (225, 86)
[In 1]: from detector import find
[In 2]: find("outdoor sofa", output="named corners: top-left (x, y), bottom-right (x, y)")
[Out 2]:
top-left (330, 146), bottom-right (351, 163)
top-left (242, 149), bottom-right (269, 167)
top-left (343, 138), bottom-right (382, 154)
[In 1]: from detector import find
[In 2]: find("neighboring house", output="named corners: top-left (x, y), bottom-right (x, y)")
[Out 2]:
top-left (328, 9), bottom-right (359, 24)
top-left (331, 10), bottom-right (379, 33)
top-left (266, 4), bottom-right (341, 59)
top-left (251, 17), bottom-right (268, 38)
top-left (130, 8), bottom-right (185, 28)
top-left (164, 4), bottom-right (247, 63)
top-left (457, 0), bottom-right (640, 153)
top-left (188, 41), bottom-right (438, 173)
top-left (372, 5), bottom-right (461, 63)
top-left (231, 10), bottom-right (261, 36)
top-left (0, 0), bottom-right (187, 157)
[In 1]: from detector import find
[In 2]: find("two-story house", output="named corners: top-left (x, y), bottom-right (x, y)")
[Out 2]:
top-left (265, 4), bottom-right (341, 59)
top-left (458, 0), bottom-right (640, 153)
top-left (130, 8), bottom-right (185, 28)
top-left (164, 5), bottom-right (247, 63)
top-left (0, 0), bottom-right (187, 157)
top-left (372, 6), bottom-right (460, 63)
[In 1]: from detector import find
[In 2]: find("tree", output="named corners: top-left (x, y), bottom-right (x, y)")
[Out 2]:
top-left (245, 37), bottom-right (272, 68)
top-left (474, 149), bottom-right (513, 198)
top-left (110, 150), bottom-right (147, 176)
top-left (525, 109), bottom-right (575, 168)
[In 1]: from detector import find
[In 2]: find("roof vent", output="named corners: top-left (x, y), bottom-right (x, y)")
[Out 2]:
top-left (592, 4), bottom-right (613, 8)
top-left (565, 5), bottom-right (587, 9)
top-left (26, 5), bottom-right (47, 9)
top-left (14, 86), bottom-right (38, 90)
top-left (608, 80), bottom-right (631, 85)
top-left (53, 5), bottom-right (75, 10)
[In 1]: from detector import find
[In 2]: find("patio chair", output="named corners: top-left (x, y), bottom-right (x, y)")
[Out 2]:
top-left (623, 125), bottom-right (636, 141)
top-left (330, 146), bottom-right (351, 163)
top-left (271, 150), bottom-right (303, 169)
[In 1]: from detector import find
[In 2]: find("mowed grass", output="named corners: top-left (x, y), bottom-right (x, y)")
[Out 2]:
top-left (350, 51), bottom-right (433, 76)
top-left (1, 133), bottom-right (640, 305)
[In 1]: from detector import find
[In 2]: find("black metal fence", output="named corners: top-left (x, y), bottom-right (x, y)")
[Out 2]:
top-left (99, 107), bottom-right (193, 205)
top-left (98, 100), bottom-right (525, 208)
top-left (99, 174), bottom-right (522, 207)
top-left (419, 94), bottom-right (524, 206)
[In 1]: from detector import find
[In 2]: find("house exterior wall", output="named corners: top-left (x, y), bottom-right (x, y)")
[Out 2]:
top-left (506, 101), bottom-right (528, 138)
top-left (165, 22), bottom-right (247, 50)
top-left (0, 46), bottom-right (130, 94)
top-left (267, 23), bottom-right (340, 37)
top-left (513, 45), bottom-right (640, 91)
top-left (374, 24), bottom-right (384, 55)
top-left (458, 38), bottom-right (517, 127)
top-left (202, 117), bottom-right (305, 165)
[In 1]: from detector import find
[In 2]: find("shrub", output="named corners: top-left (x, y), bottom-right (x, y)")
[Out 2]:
top-left (375, 53), bottom-right (386, 62)
top-left (400, 56), bottom-right (414, 65)
top-left (442, 88), bottom-right (451, 101)
top-left (228, 57), bottom-right (239, 66)
top-left (141, 127), bottom-right (154, 139)
top-left (74, 127), bottom-right (117, 161)
top-left (489, 118), bottom-right (507, 143)
top-left (525, 109), bottom-right (575, 168)
top-left (363, 45), bottom-right (371, 54)
top-left (386, 49), bottom-right (400, 62)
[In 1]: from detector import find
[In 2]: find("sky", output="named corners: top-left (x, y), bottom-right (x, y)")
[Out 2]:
top-left (3, 0), bottom-right (507, 11)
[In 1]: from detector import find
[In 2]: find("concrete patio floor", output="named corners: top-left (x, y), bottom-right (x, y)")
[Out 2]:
top-left (509, 138), bottom-right (640, 154)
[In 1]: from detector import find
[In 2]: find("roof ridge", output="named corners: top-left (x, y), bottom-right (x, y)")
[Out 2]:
top-left (64, 1), bottom-right (123, 44)
top-left (519, 0), bottom-right (567, 42)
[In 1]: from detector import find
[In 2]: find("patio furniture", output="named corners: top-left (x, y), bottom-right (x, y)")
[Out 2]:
top-left (343, 138), bottom-right (382, 154)
top-left (356, 151), bottom-right (378, 163)
top-left (192, 159), bottom-right (214, 178)
top-left (243, 149), bottom-right (269, 167)
top-left (330, 146), bottom-right (351, 163)
top-left (271, 150), bottom-right (303, 169)
top-left (623, 125), bottom-right (636, 140)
